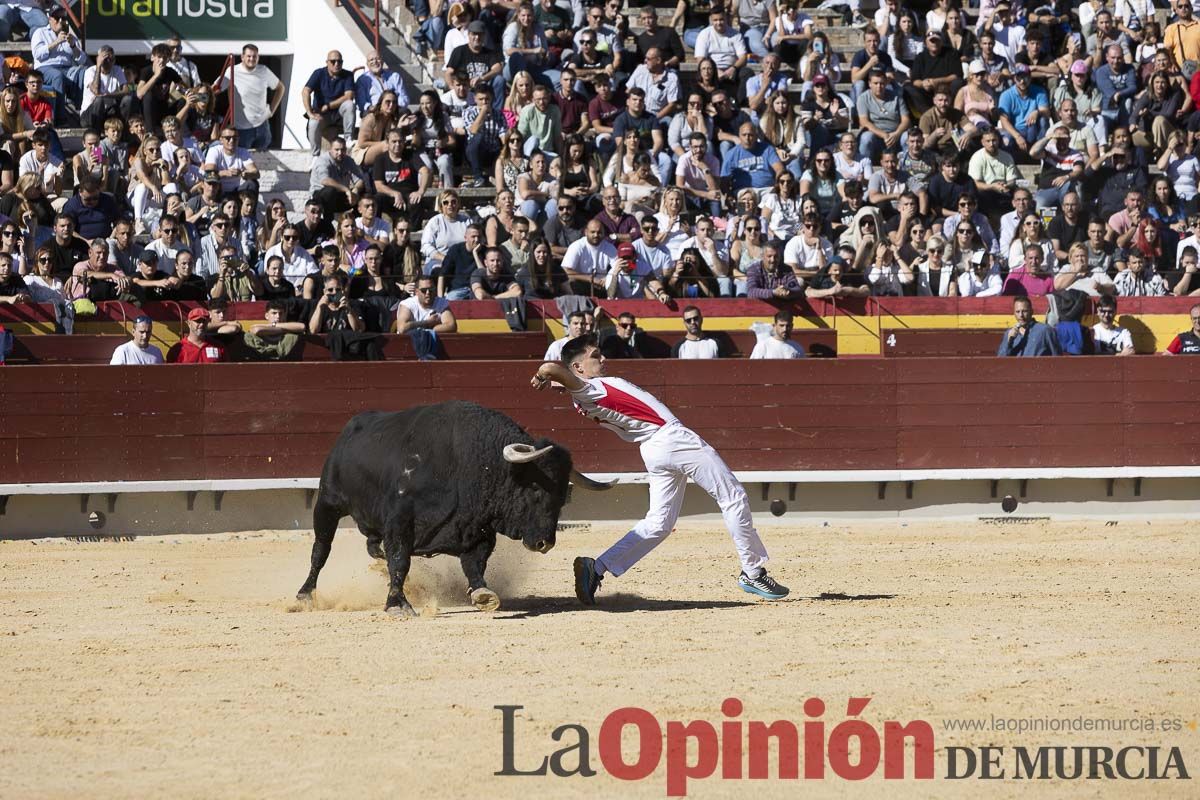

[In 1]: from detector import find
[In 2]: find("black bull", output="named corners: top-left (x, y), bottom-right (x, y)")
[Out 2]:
top-left (296, 401), bottom-right (611, 617)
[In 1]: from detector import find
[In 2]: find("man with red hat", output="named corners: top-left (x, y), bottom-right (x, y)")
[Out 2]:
top-left (167, 307), bottom-right (226, 363)
top-left (603, 240), bottom-right (672, 301)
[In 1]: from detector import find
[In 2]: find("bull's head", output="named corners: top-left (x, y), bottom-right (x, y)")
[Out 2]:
top-left (503, 442), bottom-right (613, 553)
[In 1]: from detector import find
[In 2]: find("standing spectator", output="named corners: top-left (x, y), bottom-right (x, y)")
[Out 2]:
top-left (750, 311), bottom-right (805, 358)
top-left (30, 7), bottom-right (85, 119)
top-left (309, 138), bottom-right (366, 220)
top-left (1164, 0), bottom-right (1200, 70)
top-left (1164, 304), bottom-right (1200, 353)
top-left (672, 306), bottom-right (722, 358)
top-left (998, 296), bottom-right (1062, 356)
top-left (302, 51), bottom-right (355, 158)
top-left (110, 316), bottom-right (164, 365)
top-left (1092, 294), bottom-right (1135, 355)
top-left (216, 44), bottom-right (284, 151)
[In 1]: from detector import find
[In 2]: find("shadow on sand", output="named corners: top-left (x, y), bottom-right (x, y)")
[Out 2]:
top-left (441, 591), bottom-right (897, 618)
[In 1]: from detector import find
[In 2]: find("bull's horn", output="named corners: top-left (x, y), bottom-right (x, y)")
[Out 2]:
top-left (571, 469), bottom-right (615, 491)
top-left (503, 443), bottom-right (555, 463)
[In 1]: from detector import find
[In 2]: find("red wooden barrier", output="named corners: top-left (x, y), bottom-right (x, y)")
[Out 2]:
top-left (3, 358), bottom-right (1199, 483)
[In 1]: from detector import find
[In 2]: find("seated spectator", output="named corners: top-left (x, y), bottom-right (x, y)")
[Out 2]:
top-left (0, 251), bottom-right (30, 304)
top-left (866, 241), bottom-right (913, 296)
top-left (1114, 251), bottom-right (1170, 296)
top-left (32, 8), bottom-right (87, 120)
top-left (303, 245), bottom-right (345, 301)
top-left (603, 241), bottom-right (670, 302)
top-left (309, 137), bottom-right (367, 220)
top-left (463, 85), bottom-right (507, 189)
top-left (998, 296), bottom-right (1062, 356)
top-left (355, 51), bottom-right (409, 117)
top-left (967, 130), bottom-right (1018, 216)
top-left (857, 69), bottom-right (910, 163)
top-left (516, 150), bottom-right (557, 223)
top-left (263, 223), bottom-right (315, 290)
top-left (471, 246), bottom-right (523, 300)
top-left (562, 219), bottom-right (616, 295)
top-left (414, 90), bottom-right (456, 189)
top-left (516, 238), bottom-right (568, 298)
top-left (244, 300), bottom-right (307, 361)
top-left (1003, 243), bottom-right (1056, 296)
top-left (998, 64), bottom-right (1050, 153)
top-left (695, 8), bottom-right (748, 91)
top-left (1007, 213), bottom-right (1055, 274)
top-left (168, 307), bottom-right (226, 362)
top-left (45, 214), bottom-right (88, 277)
top-left (195, 213), bottom-right (244, 280)
top-left (128, 136), bottom-right (170, 231)
top-left (611, 88), bottom-right (672, 182)
top-left (1092, 294), bottom-right (1135, 356)
top-left (721, 122), bottom-right (783, 195)
top-left (420, 189), bottom-right (469, 273)
top-left (1055, 241), bottom-right (1115, 296)
top-left (164, 250), bottom-right (205, 301)
top-left (484, 189), bottom-right (518, 248)
top-left (751, 240), bottom-right (805, 299)
top-left (906, 30), bottom-right (963, 116)
top-left (397, 275), bottom-right (458, 334)
top-left (130, 249), bottom-right (176, 303)
top-left (600, 310), bottom-right (645, 359)
top-left (664, 246), bottom-right (720, 299)
top-left (750, 311), bottom-right (805, 359)
top-left (81, 45), bottom-right (134, 130)
top-left (110, 315), bottom-right (164, 365)
top-left (19, 127), bottom-right (63, 198)
top-left (1173, 247), bottom-right (1200, 297)
top-left (303, 50), bottom-right (355, 158)
top-left (208, 244), bottom-right (262, 302)
top-left (61, 179), bottom-right (120, 244)
top-left (672, 306), bottom-right (723, 358)
top-left (259, 255), bottom-right (297, 301)
top-left (798, 31), bottom-right (841, 96)
top-left (446, 21), bottom-right (507, 114)
top-left (372, 124), bottom-right (431, 216)
top-left (0, 3), bottom-right (48, 47)
top-left (71, 129), bottom-right (108, 190)
top-left (783, 214), bottom-right (834, 277)
top-left (955, 250), bottom-right (1003, 297)
top-left (1029, 124), bottom-right (1086, 209)
top-left (912, 236), bottom-right (955, 296)
top-left (24, 244), bottom-right (62, 302)
top-left (204, 127), bottom-right (260, 197)
top-left (438, 223), bottom-right (484, 300)
top-left (308, 271), bottom-right (364, 334)
top-left (554, 135), bottom-right (599, 211)
top-left (544, 309), bottom-right (589, 360)
top-left (1164, 304), bottom-right (1200, 354)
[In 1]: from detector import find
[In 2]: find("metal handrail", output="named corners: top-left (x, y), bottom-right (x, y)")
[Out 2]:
top-left (58, 0), bottom-right (84, 47)
top-left (212, 53), bottom-right (237, 128)
top-left (337, 0), bottom-right (382, 54)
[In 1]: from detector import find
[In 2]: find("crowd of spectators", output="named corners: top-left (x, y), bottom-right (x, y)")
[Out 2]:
top-left (3, 1), bottom-right (1200, 364)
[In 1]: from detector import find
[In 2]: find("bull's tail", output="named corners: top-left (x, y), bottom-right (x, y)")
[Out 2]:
top-left (297, 498), bottom-right (342, 599)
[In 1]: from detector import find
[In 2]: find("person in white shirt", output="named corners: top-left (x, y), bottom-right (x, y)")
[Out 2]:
top-left (605, 240), bottom-right (672, 300)
top-left (1092, 295), bottom-right (1135, 355)
top-left (625, 49), bottom-right (680, 118)
top-left (750, 311), bottom-right (806, 358)
top-left (694, 8), bottom-right (748, 84)
top-left (204, 127), bottom-right (260, 195)
top-left (957, 252), bottom-right (1003, 296)
top-left (563, 220), bottom-right (618, 295)
top-left (420, 189), bottom-right (470, 273)
top-left (396, 275), bottom-right (458, 332)
top-left (215, 44), bottom-right (285, 151)
top-left (109, 316), bottom-right (164, 365)
top-left (81, 45), bottom-right (134, 130)
top-left (544, 309), bottom-right (590, 361)
top-left (264, 223), bottom-right (318, 287)
top-left (672, 307), bottom-right (721, 358)
top-left (164, 36), bottom-right (202, 88)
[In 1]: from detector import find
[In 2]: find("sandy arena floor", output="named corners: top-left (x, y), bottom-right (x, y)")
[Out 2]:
top-left (1, 519), bottom-right (1197, 799)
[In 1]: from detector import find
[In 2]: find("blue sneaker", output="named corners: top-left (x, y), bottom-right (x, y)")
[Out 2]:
top-left (739, 571), bottom-right (789, 600)
top-left (574, 556), bottom-right (602, 605)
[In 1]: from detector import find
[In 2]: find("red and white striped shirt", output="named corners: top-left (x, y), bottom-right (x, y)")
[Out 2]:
top-left (570, 377), bottom-right (679, 443)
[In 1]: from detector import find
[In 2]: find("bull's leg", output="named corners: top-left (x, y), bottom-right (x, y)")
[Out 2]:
top-left (460, 536), bottom-right (500, 612)
top-left (383, 507), bottom-right (417, 618)
top-left (357, 522), bottom-right (386, 561)
top-left (297, 499), bottom-right (341, 601)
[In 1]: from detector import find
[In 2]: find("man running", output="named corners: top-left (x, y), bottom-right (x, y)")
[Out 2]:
top-left (531, 334), bottom-right (789, 604)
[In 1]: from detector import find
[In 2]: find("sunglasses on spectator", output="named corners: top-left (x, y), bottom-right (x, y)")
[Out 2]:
top-left (211, 222), bottom-right (227, 228)
top-left (160, 227), bottom-right (176, 233)
top-left (282, 234), bottom-right (297, 240)
top-left (745, 225), bottom-right (760, 232)
top-left (37, 256), bottom-right (50, 262)
top-left (957, 228), bottom-right (974, 234)
top-left (328, 58), bottom-right (342, 64)
top-left (618, 322), bottom-right (633, 328)
top-left (1, 230), bottom-right (14, 237)
top-left (416, 286), bottom-right (433, 293)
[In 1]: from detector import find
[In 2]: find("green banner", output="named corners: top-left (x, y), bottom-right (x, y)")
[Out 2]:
top-left (85, 0), bottom-right (287, 41)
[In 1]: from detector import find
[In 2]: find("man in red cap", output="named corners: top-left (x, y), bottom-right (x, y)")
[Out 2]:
top-left (603, 240), bottom-right (672, 301)
top-left (168, 307), bottom-right (226, 363)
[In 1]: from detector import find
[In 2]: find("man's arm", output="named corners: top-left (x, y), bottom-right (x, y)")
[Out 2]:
top-left (532, 361), bottom-right (586, 391)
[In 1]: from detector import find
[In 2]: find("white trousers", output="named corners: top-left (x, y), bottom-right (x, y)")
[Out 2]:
top-left (598, 423), bottom-right (769, 579)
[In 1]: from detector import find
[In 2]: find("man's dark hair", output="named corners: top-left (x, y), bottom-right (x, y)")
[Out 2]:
top-left (480, 245), bottom-right (502, 261)
top-left (618, 311), bottom-right (635, 322)
top-left (773, 311), bottom-right (794, 324)
top-left (242, 43), bottom-right (259, 55)
top-left (324, 271), bottom-right (348, 289)
top-left (320, 244), bottom-right (340, 261)
top-left (364, 243), bottom-right (382, 257)
top-left (560, 333), bottom-right (599, 366)
top-left (627, 87), bottom-right (646, 99)
top-left (266, 255), bottom-right (284, 269)
top-left (682, 305), bottom-right (700, 318)
top-left (151, 43), bottom-right (172, 60)
top-left (689, 131), bottom-right (707, 144)
top-left (209, 297), bottom-right (230, 313)
top-left (54, 213), bottom-right (73, 228)
top-left (26, 68), bottom-right (44, 82)
top-left (566, 310), bottom-right (587, 324)
top-left (1097, 294), bottom-right (1118, 311)
top-left (30, 128), bottom-right (50, 146)
top-left (1013, 295), bottom-right (1033, 309)
top-left (266, 300), bottom-right (287, 315)
top-left (77, 178), bottom-right (101, 195)
top-left (211, 212), bottom-right (231, 228)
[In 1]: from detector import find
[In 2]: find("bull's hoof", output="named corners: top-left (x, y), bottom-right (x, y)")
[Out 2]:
top-left (295, 592), bottom-right (314, 608)
top-left (470, 587), bottom-right (501, 612)
top-left (385, 601), bottom-right (417, 619)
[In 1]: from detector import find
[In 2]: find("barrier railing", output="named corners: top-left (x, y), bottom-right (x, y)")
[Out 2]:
top-left (337, 0), bottom-right (382, 54)
top-left (213, 53), bottom-right (236, 128)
